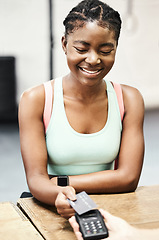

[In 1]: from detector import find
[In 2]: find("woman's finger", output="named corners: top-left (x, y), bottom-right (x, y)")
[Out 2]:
top-left (62, 186), bottom-right (77, 201)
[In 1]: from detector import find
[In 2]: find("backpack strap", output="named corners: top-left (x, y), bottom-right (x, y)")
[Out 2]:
top-left (43, 81), bottom-right (52, 132)
top-left (112, 82), bottom-right (124, 170)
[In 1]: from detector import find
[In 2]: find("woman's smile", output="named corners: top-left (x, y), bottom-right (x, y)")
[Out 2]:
top-left (78, 66), bottom-right (103, 76)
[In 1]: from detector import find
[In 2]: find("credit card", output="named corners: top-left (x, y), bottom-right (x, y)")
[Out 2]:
top-left (67, 191), bottom-right (97, 215)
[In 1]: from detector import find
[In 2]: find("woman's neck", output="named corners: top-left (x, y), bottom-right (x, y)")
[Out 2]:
top-left (63, 74), bottom-right (107, 104)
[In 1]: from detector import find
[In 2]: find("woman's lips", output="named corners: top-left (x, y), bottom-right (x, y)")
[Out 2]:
top-left (78, 66), bottom-right (103, 75)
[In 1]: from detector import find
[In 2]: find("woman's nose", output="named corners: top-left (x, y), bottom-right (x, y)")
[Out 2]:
top-left (85, 51), bottom-right (100, 65)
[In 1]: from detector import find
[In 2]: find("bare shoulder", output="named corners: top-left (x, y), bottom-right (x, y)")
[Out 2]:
top-left (20, 84), bottom-right (45, 103)
top-left (19, 80), bottom-right (55, 117)
top-left (121, 84), bottom-right (145, 120)
top-left (19, 84), bottom-right (45, 117)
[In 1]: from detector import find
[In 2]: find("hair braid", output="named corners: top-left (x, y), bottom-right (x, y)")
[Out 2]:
top-left (63, 0), bottom-right (121, 44)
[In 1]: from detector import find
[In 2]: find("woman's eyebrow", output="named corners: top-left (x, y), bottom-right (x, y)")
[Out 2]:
top-left (73, 40), bottom-right (90, 46)
top-left (100, 42), bottom-right (115, 48)
top-left (73, 41), bottom-right (115, 48)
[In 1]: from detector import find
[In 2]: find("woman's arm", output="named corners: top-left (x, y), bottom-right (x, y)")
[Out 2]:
top-left (19, 84), bottom-right (76, 212)
top-left (67, 85), bottom-right (145, 193)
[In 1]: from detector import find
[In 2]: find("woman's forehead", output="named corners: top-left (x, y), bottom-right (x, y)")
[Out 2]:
top-left (67, 21), bottom-right (116, 43)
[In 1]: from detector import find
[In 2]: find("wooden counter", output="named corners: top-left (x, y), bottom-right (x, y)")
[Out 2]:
top-left (17, 185), bottom-right (159, 240)
top-left (0, 202), bottom-right (43, 240)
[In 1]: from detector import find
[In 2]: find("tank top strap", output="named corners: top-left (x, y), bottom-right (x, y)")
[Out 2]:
top-left (53, 77), bottom-right (64, 114)
top-left (43, 77), bottom-right (63, 132)
top-left (43, 81), bottom-right (52, 132)
top-left (105, 79), bottom-right (113, 92)
top-left (53, 77), bottom-right (63, 100)
top-left (112, 82), bottom-right (124, 121)
top-left (105, 79), bottom-right (124, 121)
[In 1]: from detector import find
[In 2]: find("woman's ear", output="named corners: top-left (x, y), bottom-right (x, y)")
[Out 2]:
top-left (61, 36), bottom-right (67, 54)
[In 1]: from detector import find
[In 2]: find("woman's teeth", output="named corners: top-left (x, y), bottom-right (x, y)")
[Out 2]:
top-left (80, 67), bottom-right (101, 74)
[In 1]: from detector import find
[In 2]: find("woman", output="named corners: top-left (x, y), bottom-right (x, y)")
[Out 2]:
top-left (19, 0), bottom-right (144, 219)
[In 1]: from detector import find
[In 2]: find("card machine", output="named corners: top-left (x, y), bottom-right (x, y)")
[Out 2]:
top-left (75, 209), bottom-right (109, 240)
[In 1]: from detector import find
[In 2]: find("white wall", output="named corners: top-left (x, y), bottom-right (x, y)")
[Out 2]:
top-left (0, 0), bottom-right (49, 102)
top-left (53, 0), bottom-right (159, 109)
top-left (0, 0), bottom-right (159, 109)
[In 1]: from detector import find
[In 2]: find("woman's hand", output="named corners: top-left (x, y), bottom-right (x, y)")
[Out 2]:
top-left (55, 186), bottom-right (76, 219)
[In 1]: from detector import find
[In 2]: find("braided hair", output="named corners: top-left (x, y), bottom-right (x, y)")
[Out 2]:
top-left (63, 0), bottom-right (122, 44)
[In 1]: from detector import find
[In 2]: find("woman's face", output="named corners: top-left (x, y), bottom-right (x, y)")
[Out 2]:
top-left (62, 21), bottom-right (117, 86)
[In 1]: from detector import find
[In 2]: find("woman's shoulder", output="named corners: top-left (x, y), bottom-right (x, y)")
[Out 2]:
top-left (19, 80), bottom-right (55, 117)
top-left (121, 84), bottom-right (145, 117)
top-left (121, 84), bottom-right (142, 97)
top-left (20, 80), bottom-right (54, 105)
top-left (20, 84), bottom-right (45, 108)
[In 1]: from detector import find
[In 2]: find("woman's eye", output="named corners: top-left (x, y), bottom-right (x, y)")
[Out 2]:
top-left (74, 47), bottom-right (87, 53)
top-left (100, 50), bottom-right (113, 55)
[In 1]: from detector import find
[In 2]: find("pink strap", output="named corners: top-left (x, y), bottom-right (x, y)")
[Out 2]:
top-left (113, 82), bottom-right (124, 170)
top-left (113, 82), bottom-right (124, 121)
top-left (43, 81), bottom-right (52, 132)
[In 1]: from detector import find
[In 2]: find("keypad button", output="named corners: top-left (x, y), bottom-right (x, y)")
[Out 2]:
top-left (86, 230), bottom-right (91, 235)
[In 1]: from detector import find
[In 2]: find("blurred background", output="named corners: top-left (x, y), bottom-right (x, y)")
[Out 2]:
top-left (0, 0), bottom-right (159, 203)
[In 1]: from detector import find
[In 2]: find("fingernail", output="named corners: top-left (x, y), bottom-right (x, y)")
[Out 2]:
top-left (71, 194), bottom-right (77, 201)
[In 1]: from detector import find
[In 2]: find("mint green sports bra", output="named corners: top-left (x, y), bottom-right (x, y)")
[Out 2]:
top-left (44, 77), bottom-right (123, 175)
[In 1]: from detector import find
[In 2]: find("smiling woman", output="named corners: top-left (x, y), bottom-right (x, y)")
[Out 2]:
top-left (19, 0), bottom-right (144, 219)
